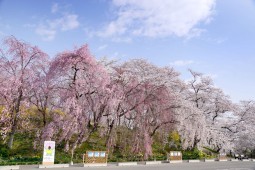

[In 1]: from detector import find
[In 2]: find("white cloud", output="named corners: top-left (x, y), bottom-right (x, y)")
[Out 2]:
top-left (170, 60), bottom-right (194, 67)
top-left (99, 0), bottom-right (215, 39)
top-left (33, 3), bottom-right (80, 41)
top-left (35, 26), bottom-right (56, 41)
top-left (51, 3), bottom-right (59, 13)
top-left (35, 14), bottom-right (79, 41)
top-left (60, 14), bottom-right (79, 31)
top-left (48, 14), bottom-right (80, 31)
top-left (98, 44), bottom-right (108, 51)
top-left (112, 37), bottom-right (132, 43)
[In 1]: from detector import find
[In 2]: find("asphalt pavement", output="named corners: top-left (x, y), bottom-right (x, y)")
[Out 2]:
top-left (16, 161), bottom-right (255, 170)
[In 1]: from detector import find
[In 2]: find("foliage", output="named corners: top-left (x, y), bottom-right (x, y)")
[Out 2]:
top-left (0, 36), bottom-right (254, 164)
top-left (182, 148), bottom-right (200, 160)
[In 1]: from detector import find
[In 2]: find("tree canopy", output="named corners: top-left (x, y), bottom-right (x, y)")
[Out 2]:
top-left (0, 36), bottom-right (254, 159)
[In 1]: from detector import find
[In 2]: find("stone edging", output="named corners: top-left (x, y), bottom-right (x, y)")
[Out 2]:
top-left (0, 165), bottom-right (20, 170)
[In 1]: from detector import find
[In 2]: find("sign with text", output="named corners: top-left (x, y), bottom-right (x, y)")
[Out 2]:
top-left (83, 151), bottom-right (108, 164)
top-left (169, 151), bottom-right (182, 160)
top-left (42, 141), bottom-right (55, 165)
top-left (219, 152), bottom-right (227, 160)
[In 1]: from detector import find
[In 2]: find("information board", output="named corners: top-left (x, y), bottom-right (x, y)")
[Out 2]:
top-left (83, 151), bottom-right (108, 164)
top-left (169, 151), bottom-right (182, 160)
top-left (219, 152), bottom-right (227, 160)
top-left (42, 141), bottom-right (55, 165)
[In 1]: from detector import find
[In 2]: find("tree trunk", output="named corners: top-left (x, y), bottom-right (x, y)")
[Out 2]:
top-left (8, 122), bottom-right (17, 149)
top-left (38, 108), bottom-right (47, 127)
top-left (8, 89), bottom-right (23, 148)
top-left (192, 135), bottom-right (200, 149)
top-left (70, 149), bottom-right (74, 165)
top-left (8, 109), bottom-right (19, 149)
top-left (42, 110), bottom-right (46, 127)
top-left (105, 120), bottom-right (115, 147)
top-left (8, 134), bottom-right (14, 149)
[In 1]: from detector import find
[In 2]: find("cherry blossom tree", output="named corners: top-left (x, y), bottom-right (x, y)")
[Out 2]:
top-left (42, 45), bottom-right (113, 155)
top-left (28, 54), bottom-right (54, 128)
top-left (1, 36), bottom-right (251, 157)
top-left (178, 69), bottom-right (234, 151)
top-left (105, 59), bottom-right (182, 159)
top-left (233, 101), bottom-right (255, 153)
top-left (0, 36), bottom-right (48, 148)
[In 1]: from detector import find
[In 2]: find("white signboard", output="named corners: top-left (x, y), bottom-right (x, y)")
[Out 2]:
top-left (88, 151), bottom-right (94, 157)
top-left (100, 152), bottom-right (106, 157)
top-left (170, 151), bottom-right (182, 160)
top-left (42, 141), bottom-right (55, 165)
top-left (94, 152), bottom-right (100, 157)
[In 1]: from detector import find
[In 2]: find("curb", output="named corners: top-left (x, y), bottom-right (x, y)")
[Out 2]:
top-left (83, 163), bottom-right (107, 167)
top-left (138, 161), bottom-right (162, 165)
top-left (117, 162), bottom-right (138, 166)
top-left (38, 164), bottom-right (69, 168)
top-left (188, 160), bottom-right (200, 163)
top-left (169, 160), bottom-right (183, 163)
top-left (0, 165), bottom-right (20, 170)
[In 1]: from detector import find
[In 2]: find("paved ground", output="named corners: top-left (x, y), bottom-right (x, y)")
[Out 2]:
top-left (17, 161), bottom-right (255, 170)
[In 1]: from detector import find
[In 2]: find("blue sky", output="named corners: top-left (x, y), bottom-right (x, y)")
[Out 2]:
top-left (0, 0), bottom-right (255, 102)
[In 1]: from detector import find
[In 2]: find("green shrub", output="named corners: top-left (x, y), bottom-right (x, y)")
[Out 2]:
top-left (182, 149), bottom-right (200, 160)
top-left (55, 152), bottom-right (71, 164)
top-left (0, 147), bottom-right (9, 158)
